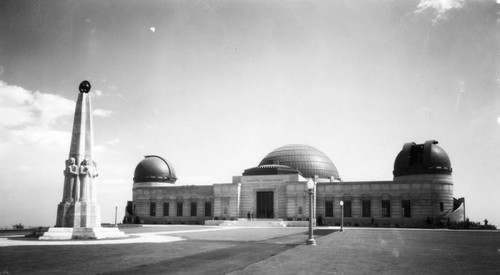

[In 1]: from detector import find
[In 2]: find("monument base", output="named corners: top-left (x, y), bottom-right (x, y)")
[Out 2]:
top-left (56, 201), bottom-right (101, 228)
top-left (39, 227), bottom-right (127, 240)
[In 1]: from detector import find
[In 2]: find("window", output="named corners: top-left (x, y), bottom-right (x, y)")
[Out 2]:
top-left (205, 202), bottom-right (212, 217)
top-left (402, 200), bottom-right (411, 217)
top-left (325, 201), bottom-right (333, 217)
top-left (150, 202), bottom-right (156, 216)
top-left (177, 202), bottom-right (183, 216)
top-left (343, 201), bottom-right (352, 217)
top-left (163, 202), bottom-right (169, 216)
top-left (382, 200), bottom-right (391, 217)
top-left (191, 202), bottom-right (197, 217)
top-left (440, 202), bottom-right (444, 212)
top-left (362, 200), bottom-right (371, 218)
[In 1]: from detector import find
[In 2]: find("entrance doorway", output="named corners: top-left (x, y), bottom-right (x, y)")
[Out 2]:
top-left (256, 191), bottom-right (274, 218)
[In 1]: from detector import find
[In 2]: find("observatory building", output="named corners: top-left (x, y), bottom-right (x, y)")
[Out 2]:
top-left (125, 141), bottom-right (465, 227)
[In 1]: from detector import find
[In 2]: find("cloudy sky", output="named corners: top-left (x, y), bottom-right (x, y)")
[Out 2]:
top-left (0, 0), bottom-right (499, 228)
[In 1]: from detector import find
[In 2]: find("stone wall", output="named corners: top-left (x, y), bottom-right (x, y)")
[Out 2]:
top-left (316, 175), bottom-right (453, 227)
top-left (213, 183), bottom-right (240, 218)
top-left (285, 183), bottom-right (310, 220)
top-left (133, 184), bottom-right (214, 224)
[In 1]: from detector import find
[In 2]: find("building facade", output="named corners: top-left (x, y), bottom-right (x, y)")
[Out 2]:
top-left (125, 141), bottom-right (464, 227)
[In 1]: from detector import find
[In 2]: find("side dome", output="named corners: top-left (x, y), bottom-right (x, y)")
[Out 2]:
top-left (134, 155), bottom-right (177, 183)
top-left (258, 144), bottom-right (340, 180)
top-left (393, 140), bottom-right (452, 177)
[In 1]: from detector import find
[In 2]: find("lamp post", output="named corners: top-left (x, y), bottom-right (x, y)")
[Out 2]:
top-left (306, 178), bottom-right (316, 246)
top-left (340, 200), bottom-right (344, 232)
top-left (114, 204), bottom-right (118, 226)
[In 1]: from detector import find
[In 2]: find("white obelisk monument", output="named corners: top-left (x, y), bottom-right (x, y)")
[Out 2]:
top-left (41, 81), bottom-right (125, 240)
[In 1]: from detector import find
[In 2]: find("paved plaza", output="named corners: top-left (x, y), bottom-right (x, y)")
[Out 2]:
top-left (0, 226), bottom-right (499, 274)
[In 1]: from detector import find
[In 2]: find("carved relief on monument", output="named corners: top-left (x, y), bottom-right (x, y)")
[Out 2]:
top-left (63, 157), bottom-right (78, 202)
top-left (79, 159), bottom-right (92, 202)
top-left (89, 161), bottom-right (99, 201)
top-left (90, 161), bottom-right (99, 178)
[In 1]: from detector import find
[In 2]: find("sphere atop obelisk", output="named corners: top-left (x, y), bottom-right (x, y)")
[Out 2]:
top-left (79, 80), bottom-right (91, 93)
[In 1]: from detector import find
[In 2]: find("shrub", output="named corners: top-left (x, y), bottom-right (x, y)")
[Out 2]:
top-left (25, 227), bottom-right (48, 238)
top-left (12, 223), bottom-right (24, 230)
top-left (317, 216), bottom-right (324, 226)
top-left (449, 220), bottom-right (497, 230)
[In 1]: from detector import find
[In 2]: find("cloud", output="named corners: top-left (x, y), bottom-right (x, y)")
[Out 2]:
top-left (0, 81), bottom-right (74, 128)
top-left (106, 138), bottom-right (120, 146)
top-left (4, 126), bottom-right (71, 147)
top-left (93, 108), bottom-right (114, 117)
top-left (94, 90), bottom-right (104, 97)
top-left (93, 143), bottom-right (123, 157)
top-left (91, 88), bottom-right (123, 98)
top-left (415, 0), bottom-right (465, 24)
top-left (0, 81), bottom-right (74, 154)
top-left (90, 138), bottom-right (121, 156)
top-left (94, 144), bottom-right (107, 154)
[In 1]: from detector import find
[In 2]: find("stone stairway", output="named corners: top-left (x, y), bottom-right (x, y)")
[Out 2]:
top-left (215, 218), bottom-right (287, 227)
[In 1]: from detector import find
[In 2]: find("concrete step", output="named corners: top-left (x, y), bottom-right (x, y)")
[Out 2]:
top-left (39, 227), bottom-right (127, 240)
top-left (237, 218), bottom-right (283, 222)
top-left (218, 219), bottom-right (287, 227)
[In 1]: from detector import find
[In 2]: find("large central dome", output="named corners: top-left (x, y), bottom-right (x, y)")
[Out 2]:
top-left (259, 144), bottom-right (340, 180)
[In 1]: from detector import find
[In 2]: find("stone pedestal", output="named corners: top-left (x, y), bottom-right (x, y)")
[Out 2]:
top-left (40, 227), bottom-right (126, 240)
top-left (56, 202), bottom-right (101, 228)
